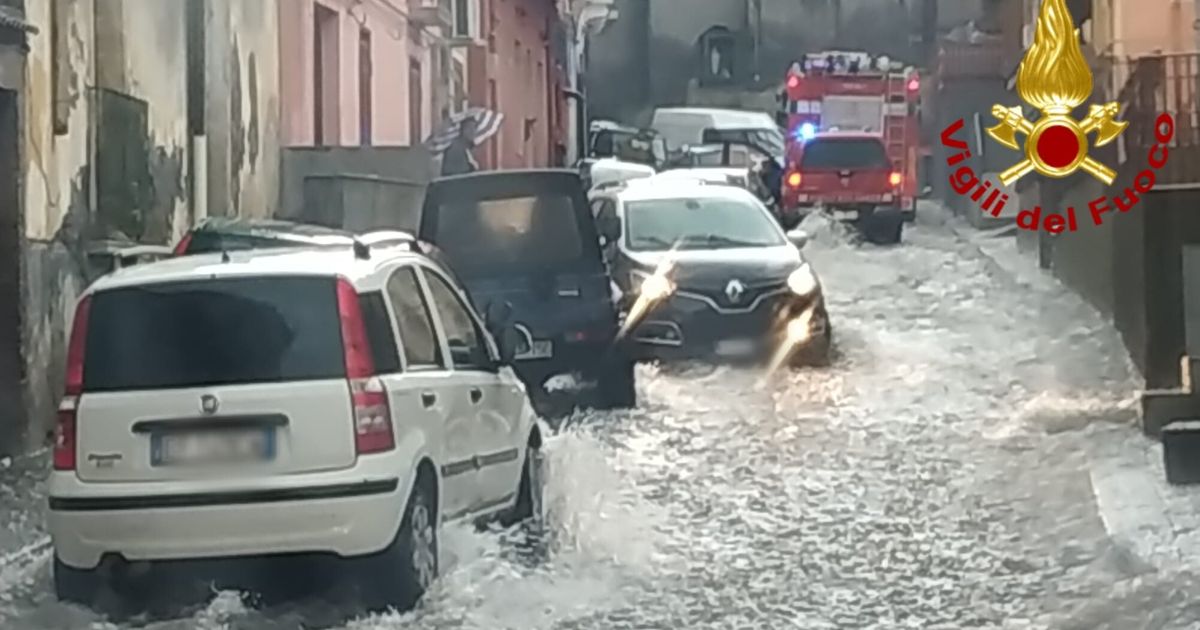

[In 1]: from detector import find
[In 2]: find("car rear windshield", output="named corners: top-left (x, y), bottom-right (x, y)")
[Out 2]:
top-left (800, 138), bottom-right (890, 170)
top-left (432, 195), bottom-right (585, 274)
top-left (83, 276), bottom-right (346, 392)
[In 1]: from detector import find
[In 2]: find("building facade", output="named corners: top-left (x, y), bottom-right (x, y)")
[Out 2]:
top-left (585, 0), bottom-right (973, 125)
top-left (0, 0), bottom-right (36, 456)
top-left (464, 0), bottom-right (569, 168)
top-left (278, 0), bottom-right (457, 148)
top-left (2, 0), bottom-right (280, 455)
top-left (945, 0), bottom-right (1200, 414)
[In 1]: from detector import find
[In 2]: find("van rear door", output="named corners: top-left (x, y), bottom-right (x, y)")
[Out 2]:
top-left (75, 275), bottom-right (359, 483)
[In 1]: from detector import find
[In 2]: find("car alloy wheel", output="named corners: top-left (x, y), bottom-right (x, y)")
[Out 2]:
top-left (409, 501), bottom-right (437, 591)
top-left (526, 448), bottom-right (546, 525)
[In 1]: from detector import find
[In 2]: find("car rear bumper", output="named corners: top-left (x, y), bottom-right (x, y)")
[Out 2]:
top-left (49, 468), bottom-right (407, 569)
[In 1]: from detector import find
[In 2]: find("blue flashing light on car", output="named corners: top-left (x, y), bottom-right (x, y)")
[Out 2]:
top-left (796, 122), bottom-right (816, 141)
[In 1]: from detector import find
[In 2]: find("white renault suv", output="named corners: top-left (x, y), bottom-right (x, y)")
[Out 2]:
top-left (47, 242), bottom-right (544, 612)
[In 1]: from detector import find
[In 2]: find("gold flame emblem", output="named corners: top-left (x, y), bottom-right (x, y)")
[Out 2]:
top-left (987, 0), bottom-right (1127, 186)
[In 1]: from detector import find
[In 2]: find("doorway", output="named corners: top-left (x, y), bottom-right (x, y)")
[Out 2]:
top-left (0, 88), bottom-right (24, 452)
top-left (313, 2), bottom-right (340, 146)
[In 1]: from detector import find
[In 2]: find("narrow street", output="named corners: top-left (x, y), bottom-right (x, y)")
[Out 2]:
top-left (1, 206), bottom-right (1198, 629)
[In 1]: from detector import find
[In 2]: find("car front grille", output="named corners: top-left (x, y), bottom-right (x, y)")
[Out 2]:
top-left (675, 281), bottom-right (789, 313)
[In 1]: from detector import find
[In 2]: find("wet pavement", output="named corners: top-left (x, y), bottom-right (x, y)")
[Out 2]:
top-left (4, 206), bottom-right (1200, 629)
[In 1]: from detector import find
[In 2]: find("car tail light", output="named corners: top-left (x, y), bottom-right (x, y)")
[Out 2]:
top-left (786, 172), bottom-right (802, 188)
top-left (55, 296), bottom-right (90, 471)
top-left (172, 232), bottom-right (193, 256)
top-left (889, 172), bottom-right (902, 187)
top-left (336, 278), bottom-right (394, 454)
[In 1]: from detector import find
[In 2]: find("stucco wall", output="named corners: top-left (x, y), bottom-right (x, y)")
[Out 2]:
top-left (204, 0), bottom-right (281, 222)
top-left (16, 0), bottom-right (279, 451)
top-left (21, 0), bottom-right (96, 451)
top-left (23, 0), bottom-right (93, 243)
top-left (92, 0), bottom-right (189, 244)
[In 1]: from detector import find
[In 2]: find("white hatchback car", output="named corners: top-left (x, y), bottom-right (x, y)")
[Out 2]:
top-left (47, 242), bottom-right (545, 612)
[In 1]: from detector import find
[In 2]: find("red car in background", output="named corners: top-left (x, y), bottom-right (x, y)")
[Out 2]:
top-left (782, 131), bottom-right (905, 244)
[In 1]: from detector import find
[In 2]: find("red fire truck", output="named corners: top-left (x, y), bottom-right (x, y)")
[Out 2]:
top-left (779, 52), bottom-right (921, 228)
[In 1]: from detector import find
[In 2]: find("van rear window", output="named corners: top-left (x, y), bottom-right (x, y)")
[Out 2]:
top-left (432, 195), bottom-right (585, 274)
top-left (800, 139), bottom-right (890, 170)
top-left (83, 276), bottom-right (346, 392)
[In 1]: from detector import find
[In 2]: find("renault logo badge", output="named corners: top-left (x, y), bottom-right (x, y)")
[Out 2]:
top-left (200, 394), bottom-right (219, 416)
top-left (725, 279), bottom-right (745, 303)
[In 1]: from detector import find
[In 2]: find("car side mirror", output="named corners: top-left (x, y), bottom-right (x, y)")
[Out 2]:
top-left (920, 185), bottom-right (933, 199)
top-left (787, 229), bottom-right (809, 249)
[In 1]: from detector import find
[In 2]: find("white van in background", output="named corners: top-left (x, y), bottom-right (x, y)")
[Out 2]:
top-left (649, 107), bottom-right (785, 157)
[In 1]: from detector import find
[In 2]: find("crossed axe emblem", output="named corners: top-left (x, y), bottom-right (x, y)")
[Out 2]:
top-left (986, 102), bottom-right (1127, 187)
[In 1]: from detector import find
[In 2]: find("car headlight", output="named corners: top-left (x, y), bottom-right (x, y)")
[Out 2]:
top-left (787, 263), bottom-right (819, 296)
top-left (631, 269), bottom-right (675, 301)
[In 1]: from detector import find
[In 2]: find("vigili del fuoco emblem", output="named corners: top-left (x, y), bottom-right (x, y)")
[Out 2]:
top-left (987, 0), bottom-right (1127, 186)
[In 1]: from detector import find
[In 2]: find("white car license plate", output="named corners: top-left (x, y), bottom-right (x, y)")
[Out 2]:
top-left (152, 429), bottom-right (275, 467)
top-left (715, 339), bottom-right (756, 357)
top-left (519, 340), bottom-right (553, 360)
top-left (832, 209), bottom-right (859, 221)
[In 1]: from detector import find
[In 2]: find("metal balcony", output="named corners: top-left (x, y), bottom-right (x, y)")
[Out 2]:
top-left (1118, 52), bottom-right (1200, 188)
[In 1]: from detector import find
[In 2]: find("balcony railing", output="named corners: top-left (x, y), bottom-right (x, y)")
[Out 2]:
top-left (1118, 52), bottom-right (1200, 187)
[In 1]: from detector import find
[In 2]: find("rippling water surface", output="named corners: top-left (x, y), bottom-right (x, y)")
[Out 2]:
top-left (4, 209), bottom-right (1200, 629)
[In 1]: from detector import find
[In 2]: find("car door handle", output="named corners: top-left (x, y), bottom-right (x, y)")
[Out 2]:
top-left (469, 388), bottom-right (483, 404)
top-left (421, 392), bottom-right (437, 408)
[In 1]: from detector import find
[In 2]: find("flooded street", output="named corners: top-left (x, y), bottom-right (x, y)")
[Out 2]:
top-left (3, 208), bottom-right (1199, 629)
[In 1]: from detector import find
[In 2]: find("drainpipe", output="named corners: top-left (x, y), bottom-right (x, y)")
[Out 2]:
top-left (88, 0), bottom-right (98, 239)
top-left (563, 87), bottom-right (586, 163)
top-left (569, 0), bottom-right (617, 163)
top-left (752, 0), bottom-right (762, 83)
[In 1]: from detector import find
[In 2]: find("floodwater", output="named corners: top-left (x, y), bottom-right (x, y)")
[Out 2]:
top-left (3, 207), bottom-right (1200, 630)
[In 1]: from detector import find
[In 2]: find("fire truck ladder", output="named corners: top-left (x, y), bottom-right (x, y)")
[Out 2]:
top-left (882, 72), bottom-right (909, 184)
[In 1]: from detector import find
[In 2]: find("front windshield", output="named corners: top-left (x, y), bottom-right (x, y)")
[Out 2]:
top-left (624, 196), bottom-right (786, 251)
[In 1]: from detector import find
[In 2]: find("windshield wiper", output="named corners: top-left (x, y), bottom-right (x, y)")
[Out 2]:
top-left (700, 234), bottom-right (769, 248)
top-left (632, 236), bottom-right (674, 250)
